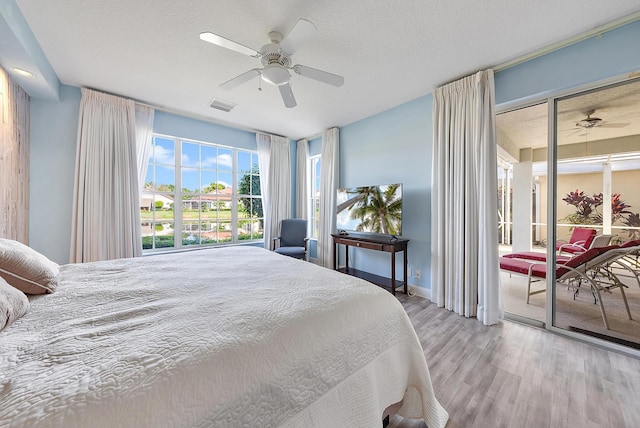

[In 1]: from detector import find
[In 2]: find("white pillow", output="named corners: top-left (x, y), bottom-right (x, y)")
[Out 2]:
top-left (0, 276), bottom-right (29, 331)
top-left (0, 238), bottom-right (59, 294)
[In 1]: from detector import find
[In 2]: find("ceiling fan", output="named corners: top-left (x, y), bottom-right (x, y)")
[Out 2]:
top-left (200, 19), bottom-right (344, 108)
top-left (574, 110), bottom-right (629, 129)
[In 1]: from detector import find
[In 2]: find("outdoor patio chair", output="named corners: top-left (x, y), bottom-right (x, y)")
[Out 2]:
top-left (504, 235), bottom-right (619, 264)
top-left (499, 245), bottom-right (632, 329)
top-left (505, 240), bottom-right (640, 291)
top-left (619, 239), bottom-right (640, 269)
top-left (600, 240), bottom-right (640, 291)
top-left (505, 234), bottom-right (613, 262)
top-left (558, 233), bottom-right (612, 256)
top-left (555, 227), bottom-right (597, 255)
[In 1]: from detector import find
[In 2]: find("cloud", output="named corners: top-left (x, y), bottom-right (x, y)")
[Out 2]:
top-left (154, 144), bottom-right (175, 165)
top-left (201, 154), bottom-right (232, 169)
top-left (218, 154), bottom-right (232, 168)
top-left (201, 156), bottom-right (217, 168)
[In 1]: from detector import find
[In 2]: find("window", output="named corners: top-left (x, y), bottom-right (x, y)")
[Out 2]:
top-left (309, 155), bottom-right (321, 238)
top-left (141, 135), bottom-right (262, 250)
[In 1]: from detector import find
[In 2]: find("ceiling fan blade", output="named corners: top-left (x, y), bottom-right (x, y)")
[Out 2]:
top-left (278, 83), bottom-right (297, 108)
top-left (200, 32), bottom-right (260, 58)
top-left (293, 64), bottom-right (344, 87)
top-left (601, 123), bottom-right (630, 128)
top-left (220, 69), bottom-right (261, 90)
top-left (280, 19), bottom-right (317, 55)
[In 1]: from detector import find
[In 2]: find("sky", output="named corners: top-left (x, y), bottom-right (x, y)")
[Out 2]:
top-left (146, 137), bottom-right (258, 192)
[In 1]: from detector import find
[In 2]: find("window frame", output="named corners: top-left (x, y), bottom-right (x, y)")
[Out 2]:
top-left (141, 133), bottom-right (262, 252)
top-left (309, 154), bottom-right (321, 239)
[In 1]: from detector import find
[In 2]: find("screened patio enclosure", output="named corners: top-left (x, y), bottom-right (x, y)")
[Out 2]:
top-left (496, 78), bottom-right (640, 350)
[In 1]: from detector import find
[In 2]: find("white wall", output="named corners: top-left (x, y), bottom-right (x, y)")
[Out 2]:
top-left (512, 158), bottom-right (533, 252)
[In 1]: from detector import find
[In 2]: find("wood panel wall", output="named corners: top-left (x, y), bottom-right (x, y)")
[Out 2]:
top-left (0, 67), bottom-right (30, 243)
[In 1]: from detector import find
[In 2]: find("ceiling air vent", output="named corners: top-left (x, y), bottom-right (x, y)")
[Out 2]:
top-left (209, 98), bottom-right (236, 112)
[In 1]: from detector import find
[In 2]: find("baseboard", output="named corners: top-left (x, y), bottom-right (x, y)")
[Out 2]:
top-left (327, 263), bottom-right (433, 301)
top-left (408, 284), bottom-right (432, 301)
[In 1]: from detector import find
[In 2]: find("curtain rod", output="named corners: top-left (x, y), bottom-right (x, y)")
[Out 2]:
top-left (83, 86), bottom-right (288, 140)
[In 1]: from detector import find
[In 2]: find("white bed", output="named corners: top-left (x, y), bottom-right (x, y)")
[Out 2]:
top-left (0, 246), bottom-right (448, 427)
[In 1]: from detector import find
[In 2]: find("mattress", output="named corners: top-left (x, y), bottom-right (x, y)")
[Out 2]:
top-left (0, 246), bottom-right (448, 427)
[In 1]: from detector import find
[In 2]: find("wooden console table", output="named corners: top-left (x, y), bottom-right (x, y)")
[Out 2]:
top-left (331, 233), bottom-right (409, 295)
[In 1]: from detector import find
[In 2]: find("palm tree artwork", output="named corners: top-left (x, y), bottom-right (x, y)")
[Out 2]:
top-left (337, 184), bottom-right (402, 235)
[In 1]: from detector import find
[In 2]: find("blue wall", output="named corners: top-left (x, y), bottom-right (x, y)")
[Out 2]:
top-left (338, 96), bottom-right (433, 287)
top-left (29, 84), bottom-right (81, 264)
top-left (153, 110), bottom-right (257, 150)
top-left (496, 20), bottom-right (640, 105)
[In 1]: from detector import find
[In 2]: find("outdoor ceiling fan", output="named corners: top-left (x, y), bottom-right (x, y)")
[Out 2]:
top-left (200, 18), bottom-right (344, 108)
top-left (562, 109), bottom-right (630, 137)
top-left (574, 110), bottom-right (629, 129)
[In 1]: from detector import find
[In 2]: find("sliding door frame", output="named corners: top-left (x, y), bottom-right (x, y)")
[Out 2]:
top-left (497, 71), bottom-right (640, 357)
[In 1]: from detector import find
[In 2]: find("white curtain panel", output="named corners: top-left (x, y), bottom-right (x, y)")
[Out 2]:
top-left (134, 104), bottom-right (155, 193)
top-left (257, 134), bottom-right (271, 248)
top-left (296, 139), bottom-right (309, 219)
top-left (317, 127), bottom-right (339, 268)
top-left (256, 133), bottom-right (291, 249)
top-left (431, 70), bottom-right (502, 325)
top-left (70, 88), bottom-right (142, 263)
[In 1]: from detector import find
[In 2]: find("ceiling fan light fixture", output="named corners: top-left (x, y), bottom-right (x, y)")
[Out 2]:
top-left (261, 64), bottom-right (290, 86)
top-left (576, 118), bottom-right (602, 128)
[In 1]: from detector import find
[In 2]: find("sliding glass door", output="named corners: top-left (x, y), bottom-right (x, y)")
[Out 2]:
top-left (496, 102), bottom-right (548, 325)
top-left (497, 77), bottom-right (640, 351)
top-left (552, 78), bottom-right (640, 347)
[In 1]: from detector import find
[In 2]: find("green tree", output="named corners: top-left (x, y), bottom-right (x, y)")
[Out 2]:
top-left (348, 184), bottom-right (402, 235)
top-left (203, 182), bottom-right (226, 193)
top-left (157, 184), bottom-right (175, 192)
top-left (238, 165), bottom-right (262, 220)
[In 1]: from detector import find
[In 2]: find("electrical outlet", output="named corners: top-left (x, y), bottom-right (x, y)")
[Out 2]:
top-left (408, 267), bottom-right (413, 277)
top-left (415, 270), bottom-right (422, 279)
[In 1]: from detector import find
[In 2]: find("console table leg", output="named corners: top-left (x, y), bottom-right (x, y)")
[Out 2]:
top-left (403, 250), bottom-right (408, 294)
top-left (345, 245), bottom-right (349, 270)
top-left (391, 251), bottom-right (396, 296)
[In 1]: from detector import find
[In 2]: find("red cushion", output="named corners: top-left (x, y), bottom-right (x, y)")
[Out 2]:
top-left (501, 246), bottom-right (616, 280)
top-left (621, 239), bottom-right (640, 248)
top-left (503, 252), bottom-right (571, 263)
top-left (571, 228), bottom-right (597, 245)
top-left (500, 257), bottom-right (549, 278)
top-left (559, 244), bottom-right (588, 255)
top-left (557, 245), bottom-right (618, 277)
top-left (556, 227), bottom-right (596, 250)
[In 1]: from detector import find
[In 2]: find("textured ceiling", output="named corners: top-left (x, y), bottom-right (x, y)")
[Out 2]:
top-left (12, 0), bottom-right (640, 139)
top-left (497, 79), bottom-right (640, 151)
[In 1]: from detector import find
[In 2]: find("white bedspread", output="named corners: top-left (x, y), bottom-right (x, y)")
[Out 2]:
top-left (0, 246), bottom-right (447, 427)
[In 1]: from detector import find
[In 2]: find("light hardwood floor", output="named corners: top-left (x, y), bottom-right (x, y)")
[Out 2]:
top-left (389, 294), bottom-right (640, 428)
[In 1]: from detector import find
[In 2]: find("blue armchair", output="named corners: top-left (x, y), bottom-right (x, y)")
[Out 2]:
top-left (272, 219), bottom-right (309, 260)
